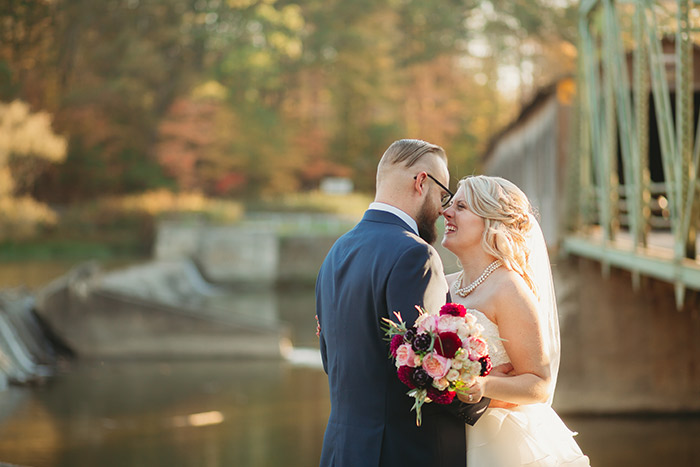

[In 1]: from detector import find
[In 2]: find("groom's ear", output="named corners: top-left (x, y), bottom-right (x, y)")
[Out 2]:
top-left (413, 172), bottom-right (427, 195)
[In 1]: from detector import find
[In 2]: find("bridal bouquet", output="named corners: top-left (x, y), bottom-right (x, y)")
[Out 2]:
top-left (382, 303), bottom-right (492, 426)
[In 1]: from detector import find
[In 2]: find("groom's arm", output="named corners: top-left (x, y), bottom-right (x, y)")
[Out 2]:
top-left (386, 243), bottom-right (447, 326)
top-left (445, 397), bottom-right (490, 426)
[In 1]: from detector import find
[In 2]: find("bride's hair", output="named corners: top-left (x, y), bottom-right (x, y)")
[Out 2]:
top-left (458, 175), bottom-right (538, 296)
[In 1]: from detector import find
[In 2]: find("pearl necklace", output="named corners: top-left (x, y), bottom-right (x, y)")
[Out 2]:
top-left (453, 260), bottom-right (503, 297)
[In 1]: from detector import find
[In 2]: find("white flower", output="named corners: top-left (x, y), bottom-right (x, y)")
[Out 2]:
top-left (464, 360), bottom-right (482, 377)
top-left (465, 313), bottom-right (477, 326)
top-left (433, 377), bottom-right (450, 391)
top-left (460, 374), bottom-right (476, 387)
top-left (457, 323), bottom-right (471, 339)
top-left (446, 369), bottom-right (460, 382)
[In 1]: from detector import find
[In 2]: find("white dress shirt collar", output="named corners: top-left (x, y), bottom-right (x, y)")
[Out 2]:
top-left (368, 202), bottom-right (419, 235)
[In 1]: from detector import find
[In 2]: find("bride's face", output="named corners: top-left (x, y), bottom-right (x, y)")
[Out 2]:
top-left (441, 187), bottom-right (485, 254)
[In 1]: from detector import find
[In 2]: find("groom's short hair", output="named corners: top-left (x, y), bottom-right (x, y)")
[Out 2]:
top-left (378, 139), bottom-right (446, 169)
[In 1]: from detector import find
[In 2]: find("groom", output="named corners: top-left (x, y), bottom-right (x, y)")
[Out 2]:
top-left (316, 139), bottom-right (489, 467)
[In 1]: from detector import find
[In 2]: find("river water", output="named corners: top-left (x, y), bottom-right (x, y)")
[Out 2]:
top-left (0, 261), bottom-right (699, 466)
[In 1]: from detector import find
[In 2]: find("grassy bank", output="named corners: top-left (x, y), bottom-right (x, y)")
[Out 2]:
top-left (0, 238), bottom-right (146, 262)
top-left (1, 191), bottom-right (371, 262)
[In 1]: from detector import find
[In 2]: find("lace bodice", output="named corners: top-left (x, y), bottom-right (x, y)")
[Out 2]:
top-left (448, 275), bottom-right (510, 367)
top-left (465, 308), bottom-right (510, 368)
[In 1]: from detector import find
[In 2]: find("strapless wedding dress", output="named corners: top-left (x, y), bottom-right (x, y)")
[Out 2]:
top-left (463, 307), bottom-right (590, 466)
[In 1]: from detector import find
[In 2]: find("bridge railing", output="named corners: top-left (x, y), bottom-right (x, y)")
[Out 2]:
top-left (581, 182), bottom-right (672, 230)
top-left (569, 0), bottom-right (700, 308)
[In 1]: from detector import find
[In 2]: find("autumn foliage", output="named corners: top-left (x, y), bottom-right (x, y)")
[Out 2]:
top-left (1, 0), bottom-right (578, 204)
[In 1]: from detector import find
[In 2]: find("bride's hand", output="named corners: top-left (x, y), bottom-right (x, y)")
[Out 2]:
top-left (457, 377), bottom-right (485, 404)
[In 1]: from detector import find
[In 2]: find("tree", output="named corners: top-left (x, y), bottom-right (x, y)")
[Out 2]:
top-left (1, 0), bottom-right (579, 201)
top-left (0, 100), bottom-right (66, 238)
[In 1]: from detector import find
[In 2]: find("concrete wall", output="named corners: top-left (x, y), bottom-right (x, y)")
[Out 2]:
top-left (154, 220), bottom-right (342, 286)
top-left (155, 222), bottom-right (279, 284)
top-left (552, 256), bottom-right (700, 414)
top-left (34, 262), bottom-right (288, 359)
top-left (278, 235), bottom-right (337, 285)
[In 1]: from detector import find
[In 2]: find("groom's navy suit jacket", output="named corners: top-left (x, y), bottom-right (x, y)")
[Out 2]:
top-left (316, 209), bottom-right (488, 467)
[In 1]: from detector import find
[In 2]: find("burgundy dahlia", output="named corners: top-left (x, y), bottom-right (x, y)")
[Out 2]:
top-left (404, 326), bottom-right (417, 343)
top-left (439, 302), bottom-right (467, 317)
top-left (389, 334), bottom-right (404, 357)
top-left (412, 333), bottom-right (432, 352)
top-left (412, 368), bottom-right (431, 389)
top-left (479, 355), bottom-right (492, 376)
top-left (427, 387), bottom-right (456, 404)
top-left (397, 365), bottom-right (416, 389)
top-left (434, 332), bottom-right (461, 359)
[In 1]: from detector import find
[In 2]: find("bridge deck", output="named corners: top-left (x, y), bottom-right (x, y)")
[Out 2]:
top-left (563, 227), bottom-right (700, 296)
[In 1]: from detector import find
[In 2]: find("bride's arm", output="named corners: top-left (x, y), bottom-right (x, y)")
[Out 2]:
top-left (458, 276), bottom-right (552, 405)
top-left (484, 363), bottom-right (519, 409)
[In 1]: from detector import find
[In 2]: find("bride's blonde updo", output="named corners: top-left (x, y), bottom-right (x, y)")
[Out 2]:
top-left (458, 175), bottom-right (538, 296)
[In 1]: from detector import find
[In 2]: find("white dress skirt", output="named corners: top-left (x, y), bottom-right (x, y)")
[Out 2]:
top-left (463, 308), bottom-right (590, 466)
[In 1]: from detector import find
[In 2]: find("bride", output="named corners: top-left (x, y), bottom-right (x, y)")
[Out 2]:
top-left (441, 175), bottom-right (590, 466)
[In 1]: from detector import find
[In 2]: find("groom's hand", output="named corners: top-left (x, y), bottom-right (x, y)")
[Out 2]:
top-left (491, 362), bottom-right (514, 376)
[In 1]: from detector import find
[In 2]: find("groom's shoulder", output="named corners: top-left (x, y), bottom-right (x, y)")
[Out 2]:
top-left (328, 222), bottom-right (429, 263)
top-left (344, 215), bottom-right (421, 243)
top-left (391, 235), bottom-right (443, 270)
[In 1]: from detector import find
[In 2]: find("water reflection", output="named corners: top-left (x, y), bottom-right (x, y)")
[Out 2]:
top-left (0, 268), bottom-right (698, 466)
top-left (0, 360), bottom-right (330, 467)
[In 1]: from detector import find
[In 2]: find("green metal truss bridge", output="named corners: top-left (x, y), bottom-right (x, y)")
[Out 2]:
top-left (567, 0), bottom-right (700, 308)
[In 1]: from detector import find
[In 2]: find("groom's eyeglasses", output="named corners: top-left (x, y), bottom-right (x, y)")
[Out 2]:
top-left (414, 173), bottom-right (454, 208)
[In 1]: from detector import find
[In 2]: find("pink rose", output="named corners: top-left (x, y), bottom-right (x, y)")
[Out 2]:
top-left (415, 313), bottom-right (437, 333)
top-left (395, 344), bottom-right (417, 368)
top-left (421, 352), bottom-right (450, 379)
top-left (437, 315), bottom-right (462, 333)
top-left (467, 336), bottom-right (488, 361)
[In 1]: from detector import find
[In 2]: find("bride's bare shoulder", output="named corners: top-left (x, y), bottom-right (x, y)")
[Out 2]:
top-left (490, 269), bottom-right (538, 315)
